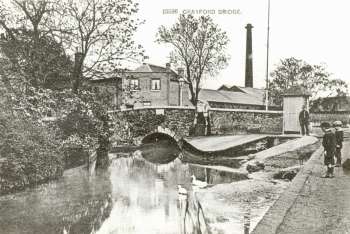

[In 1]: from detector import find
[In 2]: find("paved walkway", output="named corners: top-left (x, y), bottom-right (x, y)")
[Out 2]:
top-left (253, 136), bottom-right (318, 162)
top-left (254, 139), bottom-right (350, 234)
top-left (184, 135), bottom-right (267, 152)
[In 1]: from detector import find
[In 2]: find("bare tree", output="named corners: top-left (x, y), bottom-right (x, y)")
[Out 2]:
top-left (57, 0), bottom-right (144, 93)
top-left (0, 0), bottom-right (144, 93)
top-left (156, 14), bottom-right (229, 106)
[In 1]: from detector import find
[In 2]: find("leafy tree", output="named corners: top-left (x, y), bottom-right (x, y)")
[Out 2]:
top-left (0, 31), bottom-right (73, 89)
top-left (269, 57), bottom-right (348, 106)
top-left (0, 83), bottom-right (64, 194)
top-left (0, 0), bottom-right (72, 90)
top-left (156, 14), bottom-right (230, 106)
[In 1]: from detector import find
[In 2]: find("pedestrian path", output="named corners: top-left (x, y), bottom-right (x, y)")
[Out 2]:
top-left (253, 140), bottom-right (350, 234)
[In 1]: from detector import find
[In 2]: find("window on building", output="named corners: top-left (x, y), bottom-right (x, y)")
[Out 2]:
top-left (129, 78), bottom-right (139, 90)
top-left (151, 79), bottom-right (161, 90)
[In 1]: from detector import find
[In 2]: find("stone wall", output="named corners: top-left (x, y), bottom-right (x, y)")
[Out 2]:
top-left (109, 107), bottom-right (283, 145)
top-left (109, 107), bottom-right (196, 145)
top-left (310, 112), bottom-right (350, 126)
top-left (209, 108), bottom-right (283, 135)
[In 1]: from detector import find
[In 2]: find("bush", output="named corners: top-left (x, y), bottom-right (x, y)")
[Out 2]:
top-left (0, 109), bottom-right (64, 194)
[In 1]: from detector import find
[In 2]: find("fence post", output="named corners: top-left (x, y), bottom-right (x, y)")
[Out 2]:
top-left (244, 203), bottom-right (251, 234)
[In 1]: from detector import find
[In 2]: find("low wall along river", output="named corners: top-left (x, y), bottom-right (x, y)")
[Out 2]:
top-left (109, 106), bottom-right (283, 144)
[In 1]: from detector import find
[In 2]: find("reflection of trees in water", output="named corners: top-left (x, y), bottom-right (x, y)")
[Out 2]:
top-left (63, 151), bottom-right (249, 234)
top-left (111, 152), bottom-right (191, 186)
top-left (61, 193), bottom-right (113, 234)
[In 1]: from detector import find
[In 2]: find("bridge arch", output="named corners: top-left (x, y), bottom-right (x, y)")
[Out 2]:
top-left (141, 132), bottom-right (178, 145)
top-left (141, 126), bottom-right (180, 146)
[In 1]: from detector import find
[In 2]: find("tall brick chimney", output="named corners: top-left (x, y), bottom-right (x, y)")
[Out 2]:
top-left (245, 23), bottom-right (253, 88)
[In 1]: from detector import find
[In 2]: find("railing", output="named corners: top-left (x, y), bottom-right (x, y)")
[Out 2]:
top-left (209, 107), bottom-right (283, 114)
top-left (108, 106), bottom-right (283, 114)
top-left (107, 105), bottom-right (196, 113)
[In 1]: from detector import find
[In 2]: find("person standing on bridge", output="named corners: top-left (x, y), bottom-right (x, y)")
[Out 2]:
top-left (299, 105), bottom-right (310, 136)
top-left (321, 122), bottom-right (336, 178)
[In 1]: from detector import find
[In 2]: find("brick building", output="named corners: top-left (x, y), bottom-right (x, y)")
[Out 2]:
top-left (90, 62), bottom-right (192, 108)
top-left (90, 23), bottom-right (281, 111)
top-left (90, 65), bottom-right (279, 110)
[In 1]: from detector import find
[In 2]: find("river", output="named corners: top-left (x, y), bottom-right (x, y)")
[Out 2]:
top-left (0, 144), bottom-right (249, 234)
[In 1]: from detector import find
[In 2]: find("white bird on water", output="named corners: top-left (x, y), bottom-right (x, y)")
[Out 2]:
top-left (177, 185), bottom-right (188, 195)
top-left (191, 175), bottom-right (208, 188)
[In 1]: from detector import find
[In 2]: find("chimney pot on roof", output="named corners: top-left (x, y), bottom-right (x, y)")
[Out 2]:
top-left (177, 68), bottom-right (184, 78)
top-left (143, 56), bottom-right (149, 65)
top-left (166, 62), bottom-right (171, 70)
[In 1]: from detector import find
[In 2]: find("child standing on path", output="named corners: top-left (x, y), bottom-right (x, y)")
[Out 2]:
top-left (321, 122), bottom-right (336, 178)
top-left (333, 121), bottom-right (344, 167)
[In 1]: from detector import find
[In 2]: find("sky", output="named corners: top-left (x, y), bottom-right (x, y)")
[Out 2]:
top-left (132, 0), bottom-right (350, 90)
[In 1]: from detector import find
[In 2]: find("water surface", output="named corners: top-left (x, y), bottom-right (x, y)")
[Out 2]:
top-left (0, 146), bottom-right (246, 234)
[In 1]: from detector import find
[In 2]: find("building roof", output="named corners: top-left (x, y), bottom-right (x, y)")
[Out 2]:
top-left (202, 83), bottom-right (268, 106)
top-left (217, 84), bottom-right (231, 91)
top-left (89, 63), bottom-right (181, 83)
top-left (232, 86), bottom-right (265, 98)
top-left (128, 63), bottom-right (178, 78)
top-left (198, 89), bottom-right (265, 106)
top-left (218, 85), bottom-right (265, 97)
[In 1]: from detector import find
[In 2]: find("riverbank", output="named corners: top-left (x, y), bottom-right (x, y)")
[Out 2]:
top-left (195, 179), bottom-right (289, 233)
top-left (252, 139), bottom-right (350, 234)
top-left (191, 136), bottom-right (320, 233)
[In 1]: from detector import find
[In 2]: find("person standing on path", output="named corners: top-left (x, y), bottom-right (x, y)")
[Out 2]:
top-left (333, 120), bottom-right (344, 167)
top-left (299, 105), bottom-right (310, 135)
top-left (321, 122), bottom-right (336, 178)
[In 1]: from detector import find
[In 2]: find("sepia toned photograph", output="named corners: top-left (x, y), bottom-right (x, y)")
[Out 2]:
top-left (0, 0), bottom-right (349, 233)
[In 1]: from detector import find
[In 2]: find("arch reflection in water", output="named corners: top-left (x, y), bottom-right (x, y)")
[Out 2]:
top-left (140, 133), bottom-right (180, 164)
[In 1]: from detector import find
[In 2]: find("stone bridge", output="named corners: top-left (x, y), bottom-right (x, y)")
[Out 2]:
top-left (108, 106), bottom-right (283, 145)
top-left (109, 106), bottom-right (196, 145)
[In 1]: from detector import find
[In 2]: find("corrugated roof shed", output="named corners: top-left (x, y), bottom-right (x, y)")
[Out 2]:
top-left (198, 89), bottom-right (265, 106)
